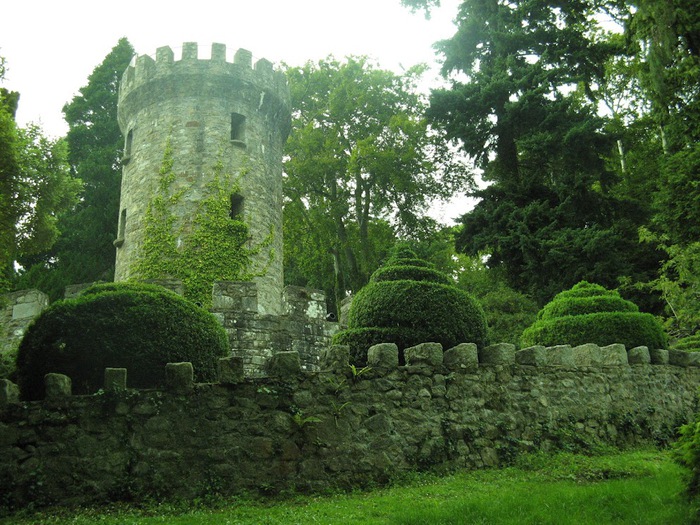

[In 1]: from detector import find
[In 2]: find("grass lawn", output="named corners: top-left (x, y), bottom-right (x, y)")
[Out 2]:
top-left (2, 449), bottom-right (696, 524)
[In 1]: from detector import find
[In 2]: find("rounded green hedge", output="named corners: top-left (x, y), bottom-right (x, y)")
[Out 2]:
top-left (521, 281), bottom-right (667, 350)
top-left (334, 248), bottom-right (487, 365)
top-left (15, 282), bottom-right (229, 400)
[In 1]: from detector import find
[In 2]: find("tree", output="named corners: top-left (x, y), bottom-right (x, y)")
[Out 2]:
top-left (0, 58), bottom-right (80, 292)
top-left (410, 0), bottom-right (661, 305)
top-left (283, 56), bottom-right (469, 312)
top-left (18, 38), bottom-right (134, 299)
top-left (625, 0), bottom-right (700, 245)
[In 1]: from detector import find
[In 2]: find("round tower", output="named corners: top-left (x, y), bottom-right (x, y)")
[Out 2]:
top-left (115, 42), bottom-right (290, 315)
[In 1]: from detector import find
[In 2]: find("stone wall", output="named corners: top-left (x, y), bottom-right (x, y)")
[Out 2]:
top-left (212, 282), bottom-right (338, 376)
top-left (1, 341), bottom-right (698, 511)
top-left (0, 281), bottom-right (337, 380)
top-left (0, 290), bottom-right (48, 375)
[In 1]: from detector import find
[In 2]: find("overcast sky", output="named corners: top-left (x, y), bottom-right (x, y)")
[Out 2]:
top-left (2, 0), bottom-right (461, 137)
top-left (2, 0), bottom-right (469, 222)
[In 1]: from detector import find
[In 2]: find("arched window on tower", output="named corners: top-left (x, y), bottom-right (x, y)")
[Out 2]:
top-left (231, 113), bottom-right (246, 145)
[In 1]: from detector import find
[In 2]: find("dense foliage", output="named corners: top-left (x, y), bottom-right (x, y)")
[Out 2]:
top-left (0, 58), bottom-right (81, 294)
top-left (283, 57), bottom-right (471, 314)
top-left (673, 413), bottom-right (700, 498)
top-left (15, 282), bottom-right (229, 400)
top-left (334, 248), bottom-right (487, 365)
top-left (521, 281), bottom-right (667, 349)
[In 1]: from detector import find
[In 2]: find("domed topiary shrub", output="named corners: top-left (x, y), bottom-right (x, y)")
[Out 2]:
top-left (333, 247), bottom-right (487, 365)
top-left (520, 281), bottom-right (667, 350)
top-left (15, 282), bottom-right (229, 400)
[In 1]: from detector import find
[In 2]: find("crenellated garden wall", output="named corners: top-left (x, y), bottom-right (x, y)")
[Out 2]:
top-left (1, 341), bottom-right (699, 511)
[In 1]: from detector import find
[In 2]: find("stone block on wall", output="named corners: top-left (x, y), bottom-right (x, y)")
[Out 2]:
top-left (219, 357), bottom-right (245, 384)
top-left (628, 346), bottom-right (651, 365)
top-left (650, 348), bottom-right (669, 365)
top-left (367, 343), bottom-right (399, 371)
top-left (165, 362), bottom-right (194, 392)
top-left (212, 281), bottom-right (258, 312)
top-left (572, 343), bottom-right (602, 367)
top-left (516, 346), bottom-right (546, 366)
top-left (668, 349), bottom-right (700, 367)
top-left (545, 345), bottom-right (575, 367)
top-left (601, 344), bottom-right (629, 366)
top-left (45, 373), bottom-right (72, 399)
top-left (320, 345), bottom-right (350, 372)
top-left (404, 343), bottom-right (443, 368)
top-left (444, 343), bottom-right (479, 372)
top-left (104, 368), bottom-right (127, 392)
top-left (0, 379), bottom-right (19, 408)
top-left (266, 351), bottom-right (301, 376)
top-left (283, 286), bottom-right (327, 321)
top-left (479, 343), bottom-right (515, 365)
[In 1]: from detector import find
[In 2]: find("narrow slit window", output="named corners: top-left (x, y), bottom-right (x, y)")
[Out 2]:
top-left (231, 113), bottom-right (246, 142)
top-left (124, 129), bottom-right (134, 160)
top-left (230, 193), bottom-right (244, 220)
top-left (119, 209), bottom-right (127, 238)
top-left (114, 209), bottom-right (127, 248)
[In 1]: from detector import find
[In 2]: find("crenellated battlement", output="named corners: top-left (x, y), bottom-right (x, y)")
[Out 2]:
top-left (115, 43), bottom-right (291, 314)
top-left (119, 42), bottom-right (288, 103)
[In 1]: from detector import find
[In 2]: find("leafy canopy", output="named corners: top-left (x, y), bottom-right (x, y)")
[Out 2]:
top-left (0, 58), bottom-right (81, 293)
top-left (283, 56), bottom-right (470, 312)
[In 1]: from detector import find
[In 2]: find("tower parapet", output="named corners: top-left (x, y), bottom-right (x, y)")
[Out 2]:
top-left (115, 43), bottom-right (291, 314)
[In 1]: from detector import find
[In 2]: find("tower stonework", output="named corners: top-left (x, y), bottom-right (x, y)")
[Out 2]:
top-left (115, 42), bottom-right (291, 315)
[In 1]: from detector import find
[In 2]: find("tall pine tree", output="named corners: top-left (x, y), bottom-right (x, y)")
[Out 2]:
top-left (419, 0), bottom-right (660, 304)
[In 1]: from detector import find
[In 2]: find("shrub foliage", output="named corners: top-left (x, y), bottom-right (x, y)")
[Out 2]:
top-left (672, 333), bottom-right (700, 352)
top-left (521, 281), bottom-right (667, 349)
top-left (15, 282), bottom-right (229, 399)
top-left (334, 247), bottom-right (487, 365)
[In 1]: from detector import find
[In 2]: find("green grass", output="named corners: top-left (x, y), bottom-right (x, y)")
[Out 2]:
top-left (2, 449), bottom-right (696, 525)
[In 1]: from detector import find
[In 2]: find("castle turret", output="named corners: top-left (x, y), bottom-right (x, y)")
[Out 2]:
top-left (115, 42), bottom-right (291, 314)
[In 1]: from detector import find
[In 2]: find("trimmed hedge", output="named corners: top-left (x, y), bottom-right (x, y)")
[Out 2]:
top-left (15, 282), bottom-right (229, 400)
top-left (521, 281), bottom-right (667, 350)
top-left (334, 248), bottom-right (487, 365)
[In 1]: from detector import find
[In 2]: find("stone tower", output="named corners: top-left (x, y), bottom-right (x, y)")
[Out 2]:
top-left (114, 42), bottom-right (291, 314)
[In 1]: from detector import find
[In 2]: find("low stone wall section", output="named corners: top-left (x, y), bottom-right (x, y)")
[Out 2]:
top-left (1, 341), bottom-right (699, 510)
top-left (212, 282), bottom-right (338, 375)
top-left (0, 290), bottom-right (48, 370)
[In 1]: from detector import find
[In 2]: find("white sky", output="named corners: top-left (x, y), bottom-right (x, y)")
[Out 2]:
top-left (1, 0), bottom-right (470, 222)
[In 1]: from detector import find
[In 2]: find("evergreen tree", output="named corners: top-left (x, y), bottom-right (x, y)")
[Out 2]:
top-left (415, 0), bottom-right (660, 304)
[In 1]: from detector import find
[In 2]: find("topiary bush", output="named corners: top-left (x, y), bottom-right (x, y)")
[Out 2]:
top-left (15, 282), bottom-right (229, 400)
top-left (521, 281), bottom-right (667, 350)
top-left (333, 247), bottom-right (487, 365)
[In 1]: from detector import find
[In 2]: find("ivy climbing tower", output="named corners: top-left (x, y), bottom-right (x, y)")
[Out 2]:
top-left (114, 42), bottom-right (291, 314)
